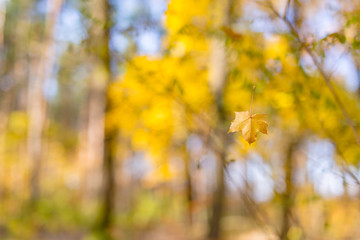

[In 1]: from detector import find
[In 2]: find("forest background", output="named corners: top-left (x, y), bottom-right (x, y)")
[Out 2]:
top-left (1, 0), bottom-right (360, 239)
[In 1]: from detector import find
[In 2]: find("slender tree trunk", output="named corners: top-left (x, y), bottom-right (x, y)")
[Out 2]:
top-left (207, 0), bottom-right (230, 239)
top-left (280, 3), bottom-right (302, 237)
top-left (85, 0), bottom-right (116, 232)
top-left (183, 145), bottom-right (193, 224)
top-left (208, 145), bottom-right (226, 240)
top-left (85, 84), bottom-right (106, 195)
top-left (0, 0), bottom-right (32, 202)
top-left (0, 0), bottom-right (6, 51)
top-left (0, 0), bottom-right (10, 146)
top-left (100, 119), bottom-right (116, 230)
top-left (27, 0), bottom-right (63, 203)
top-left (280, 140), bottom-right (298, 240)
top-left (84, 0), bottom-right (110, 197)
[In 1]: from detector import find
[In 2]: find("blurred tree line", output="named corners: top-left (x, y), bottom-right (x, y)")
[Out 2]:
top-left (1, 0), bottom-right (360, 239)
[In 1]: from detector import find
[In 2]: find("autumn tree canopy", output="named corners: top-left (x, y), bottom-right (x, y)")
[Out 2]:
top-left (0, 0), bottom-right (360, 239)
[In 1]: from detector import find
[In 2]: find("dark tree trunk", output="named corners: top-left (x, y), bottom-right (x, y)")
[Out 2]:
top-left (208, 146), bottom-right (226, 240)
top-left (183, 145), bottom-right (194, 224)
top-left (87, 0), bottom-right (117, 234)
top-left (207, 0), bottom-right (230, 238)
top-left (280, 140), bottom-right (298, 240)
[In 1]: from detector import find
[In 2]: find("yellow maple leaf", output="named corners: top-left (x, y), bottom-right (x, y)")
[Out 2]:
top-left (228, 111), bottom-right (268, 144)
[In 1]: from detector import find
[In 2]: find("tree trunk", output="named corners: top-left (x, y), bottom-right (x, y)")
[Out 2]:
top-left (183, 144), bottom-right (193, 225)
top-left (84, 0), bottom-right (110, 197)
top-left (99, 119), bottom-right (116, 230)
top-left (85, 0), bottom-right (116, 233)
top-left (280, 140), bottom-right (298, 240)
top-left (208, 146), bottom-right (226, 240)
top-left (27, 0), bottom-right (63, 203)
top-left (207, 0), bottom-right (230, 239)
top-left (0, 0), bottom-right (6, 50)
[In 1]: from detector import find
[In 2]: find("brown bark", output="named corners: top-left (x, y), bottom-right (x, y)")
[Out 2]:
top-left (0, 0), bottom-right (6, 50)
top-left (27, 0), bottom-right (63, 203)
top-left (280, 140), bottom-right (298, 240)
top-left (183, 145), bottom-right (193, 224)
top-left (84, 0), bottom-right (116, 232)
top-left (208, 144), bottom-right (226, 240)
top-left (100, 121), bottom-right (116, 230)
top-left (207, 0), bottom-right (230, 239)
top-left (83, 0), bottom-right (111, 198)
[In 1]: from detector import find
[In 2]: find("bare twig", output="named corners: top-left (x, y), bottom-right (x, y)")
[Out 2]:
top-left (223, 163), bottom-right (281, 237)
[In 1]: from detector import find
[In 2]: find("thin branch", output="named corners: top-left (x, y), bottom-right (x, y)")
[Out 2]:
top-left (223, 164), bottom-right (281, 237)
top-left (265, 1), bottom-right (360, 147)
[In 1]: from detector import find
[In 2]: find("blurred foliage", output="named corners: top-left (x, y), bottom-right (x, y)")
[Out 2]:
top-left (1, 0), bottom-right (360, 239)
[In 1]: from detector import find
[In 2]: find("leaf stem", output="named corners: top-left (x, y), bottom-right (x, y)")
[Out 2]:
top-left (250, 85), bottom-right (256, 116)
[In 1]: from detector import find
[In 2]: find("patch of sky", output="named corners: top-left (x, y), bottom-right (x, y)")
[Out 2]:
top-left (113, 0), bottom-right (166, 56)
top-left (43, 77), bottom-right (58, 100)
top-left (226, 153), bottom-right (274, 202)
top-left (300, 45), bottom-right (359, 92)
top-left (324, 46), bottom-right (359, 91)
top-left (306, 139), bottom-right (344, 198)
top-left (110, 32), bottom-right (129, 53)
top-left (136, 30), bottom-right (162, 55)
top-left (115, 0), bottom-right (139, 29)
top-left (242, 3), bottom-right (279, 34)
top-left (123, 152), bottom-right (153, 179)
top-left (305, 11), bottom-right (340, 39)
top-left (226, 161), bottom-right (246, 192)
top-left (34, 0), bottom-right (47, 16)
top-left (148, 0), bottom-right (168, 22)
top-left (198, 151), bottom-right (217, 193)
top-left (55, 5), bottom-right (86, 44)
